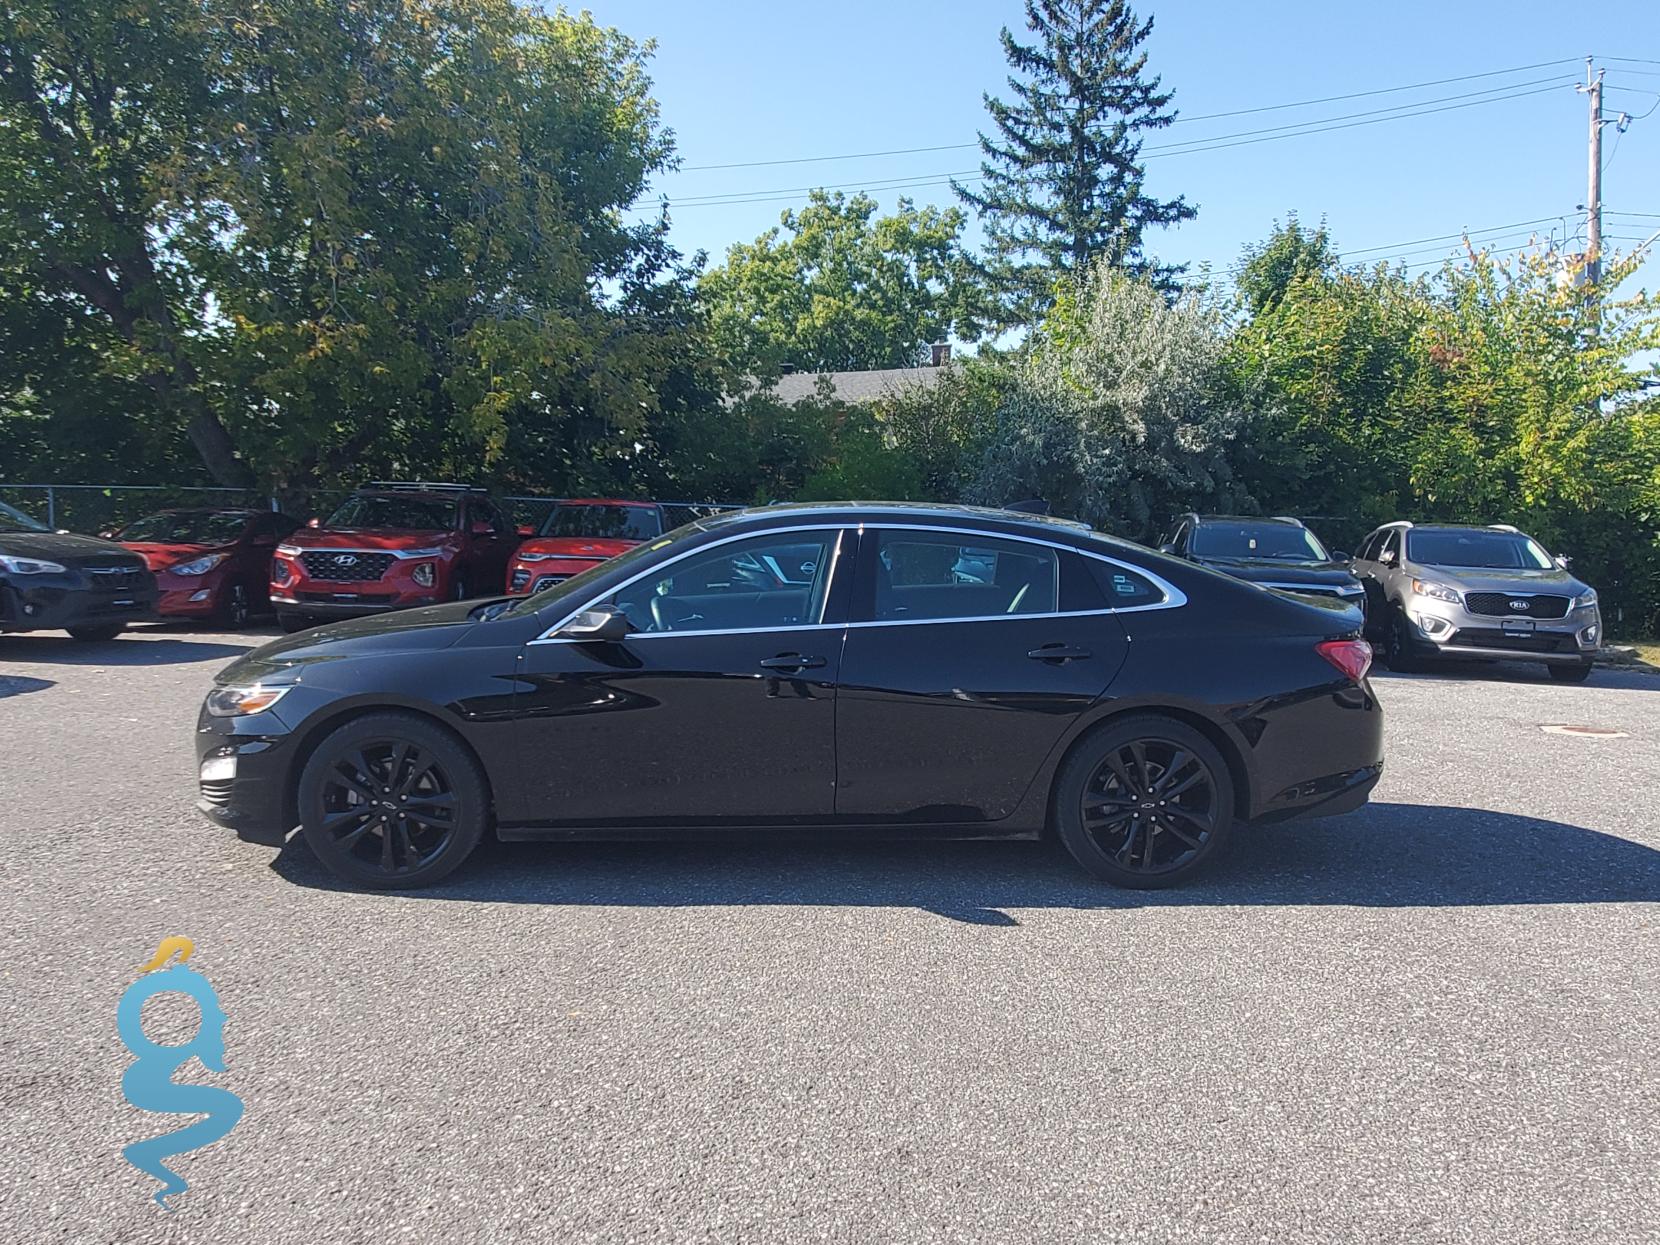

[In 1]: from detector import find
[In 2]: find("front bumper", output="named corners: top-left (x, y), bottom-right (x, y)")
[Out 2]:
top-left (195, 706), bottom-right (300, 845)
top-left (0, 575), bottom-right (158, 632)
top-left (1404, 597), bottom-right (1600, 665)
top-left (269, 592), bottom-right (441, 619)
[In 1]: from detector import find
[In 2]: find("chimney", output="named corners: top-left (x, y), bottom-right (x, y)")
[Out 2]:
top-left (929, 342), bottom-right (951, 367)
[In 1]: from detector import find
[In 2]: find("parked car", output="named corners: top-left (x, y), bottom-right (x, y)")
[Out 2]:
top-left (197, 502), bottom-right (1382, 891)
top-left (117, 508), bottom-right (300, 628)
top-left (1351, 521), bottom-right (1600, 681)
top-left (270, 482), bottom-right (520, 632)
top-left (0, 500), bottom-right (157, 640)
top-left (1160, 514), bottom-right (1366, 608)
top-left (506, 499), bottom-right (667, 595)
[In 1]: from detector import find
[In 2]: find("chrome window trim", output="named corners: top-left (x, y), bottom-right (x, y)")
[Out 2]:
top-left (530, 519), bottom-right (1185, 643)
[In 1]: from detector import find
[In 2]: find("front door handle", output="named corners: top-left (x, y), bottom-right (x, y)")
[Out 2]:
top-left (1027, 644), bottom-right (1091, 662)
top-left (759, 654), bottom-right (826, 671)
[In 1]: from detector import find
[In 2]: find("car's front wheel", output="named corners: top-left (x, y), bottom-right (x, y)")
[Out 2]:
top-left (217, 582), bottom-right (251, 629)
top-left (297, 712), bottom-right (488, 889)
top-left (1052, 714), bottom-right (1236, 889)
top-left (276, 612), bottom-right (312, 634)
top-left (1382, 604), bottom-right (1428, 672)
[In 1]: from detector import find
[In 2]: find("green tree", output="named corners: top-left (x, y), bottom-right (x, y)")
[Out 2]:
top-left (0, 0), bottom-right (690, 496)
top-left (699, 190), bottom-right (987, 381)
top-left (1234, 215), bottom-right (1339, 316)
top-left (967, 262), bottom-right (1247, 535)
top-left (955, 0), bottom-right (1194, 320)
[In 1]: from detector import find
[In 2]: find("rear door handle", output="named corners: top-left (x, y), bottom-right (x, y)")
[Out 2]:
top-left (1027, 644), bottom-right (1091, 662)
top-left (759, 654), bottom-right (826, 671)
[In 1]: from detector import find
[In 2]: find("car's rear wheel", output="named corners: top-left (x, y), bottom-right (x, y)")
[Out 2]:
top-left (277, 612), bottom-right (312, 634)
top-left (297, 712), bottom-right (487, 889)
top-left (1548, 661), bottom-right (1593, 683)
top-left (1052, 715), bottom-right (1236, 889)
top-left (66, 623), bottom-right (125, 641)
top-left (217, 582), bottom-right (251, 629)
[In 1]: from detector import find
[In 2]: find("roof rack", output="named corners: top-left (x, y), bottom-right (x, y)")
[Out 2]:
top-left (361, 480), bottom-right (488, 495)
top-left (1488, 523), bottom-right (1521, 533)
top-left (1269, 515), bottom-right (1305, 525)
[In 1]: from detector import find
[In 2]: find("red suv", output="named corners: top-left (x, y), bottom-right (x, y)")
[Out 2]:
top-left (271, 483), bottom-right (520, 631)
top-left (506, 499), bottom-right (667, 595)
top-left (117, 507), bottom-right (300, 628)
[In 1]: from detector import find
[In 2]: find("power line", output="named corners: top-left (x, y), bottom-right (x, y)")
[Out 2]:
top-left (650, 82), bottom-right (1569, 210)
top-left (675, 57), bottom-right (1580, 172)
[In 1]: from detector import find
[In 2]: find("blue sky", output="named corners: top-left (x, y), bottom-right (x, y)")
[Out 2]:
top-left (585, 0), bottom-right (1658, 290)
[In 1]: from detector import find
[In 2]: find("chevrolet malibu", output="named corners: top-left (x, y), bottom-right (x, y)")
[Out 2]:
top-left (197, 503), bottom-right (1384, 890)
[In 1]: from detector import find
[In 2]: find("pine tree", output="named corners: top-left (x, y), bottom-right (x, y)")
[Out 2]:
top-left (955, 0), bottom-right (1195, 318)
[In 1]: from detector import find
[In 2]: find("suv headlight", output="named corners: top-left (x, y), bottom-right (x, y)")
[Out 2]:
top-left (204, 684), bottom-right (292, 717)
top-left (171, 553), bottom-right (227, 576)
top-left (516, 552), bottom-right (554, 563)
top-left (1411, 579), bottom-right (1462, 605)
top-left (0, 554), bottom-right (67, 574)
top-left (1575, 589), bottom-right (1598, 609)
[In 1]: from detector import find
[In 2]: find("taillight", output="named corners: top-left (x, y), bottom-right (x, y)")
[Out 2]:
top-left (1316, 638), bottom-right (1373, 683)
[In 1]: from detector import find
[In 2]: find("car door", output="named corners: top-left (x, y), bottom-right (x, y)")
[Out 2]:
top-left (500, 526), bottom-right (854, 828)
top-left (1351, 530), bottom-right (1386, 624)
top-left (461, 499), bottom-right (516, 592)
top-left (833, 526), bottom-right (1131, 824)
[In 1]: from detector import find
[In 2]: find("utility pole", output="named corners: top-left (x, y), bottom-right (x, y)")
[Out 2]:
top-left (1579, 59), bottom-right (1605, 284)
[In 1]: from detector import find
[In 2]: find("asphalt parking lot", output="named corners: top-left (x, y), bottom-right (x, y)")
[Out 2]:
top-left (3, 624), bottom-right (1658, 1244)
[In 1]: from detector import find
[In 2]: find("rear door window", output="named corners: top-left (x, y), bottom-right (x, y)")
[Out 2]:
top-left (871, 531), bottom-right (1059, 622)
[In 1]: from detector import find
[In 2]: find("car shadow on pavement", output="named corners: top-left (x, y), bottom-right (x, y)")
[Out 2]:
top-left (1371, 664), bottom-right (1660, 691)
top-left (0, 634), bottom-right (257, 665)
top-left (0, 674), bottom-right (54, 697)
top-left (270, 801), bottom-right (1660, 925)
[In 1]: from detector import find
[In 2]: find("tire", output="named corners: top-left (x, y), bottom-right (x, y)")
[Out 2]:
top-left (216, 582), bottom-right (251, 629)
top-left (1052, 714), bottom-right (1236, 889)
top-left (451, 574), bottom-right (468, 602)
top-left (67, 623), bottom-right (125, 641)
top-left (277, 612), bottom-right (313, 634)
top-left (1382, 604), bottom-right (1427, 673)
top-left (297, 712), bottom-right (488, 889)
top-left (1548, 661), bottom-right (1594, 683)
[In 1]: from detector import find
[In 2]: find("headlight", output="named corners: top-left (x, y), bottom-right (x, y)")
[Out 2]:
top-left (171, 553), bottom-right (227, 576)
top-left (1575, 589), bottom-right (1598, 609)
top-left (1411, 579), bottom-right (1462, 605)
top-left (204, 684), bottom-right (292, 717)
top-left (412, 562), bottom-right (436, 588)
top-left (516, 552), bottom-right (554, 562)
top-left (0, 554), bottom-right (67, 575)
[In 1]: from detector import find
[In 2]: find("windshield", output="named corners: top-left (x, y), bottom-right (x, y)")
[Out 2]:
top-left (1192, 521), bottom-right (1329, 562)
top-left (326, 495), bottom-right (456, 532)
top-left (507, 523), bottom-right (709, 617)
top-left (118, 510), bottom-right (251, 545)
top-left (540, 504), bottom-right (662, 541)
top-left (1407, 529), bottom-right (1553, 570)
top-left (0, 500), bottom-right (49, 534)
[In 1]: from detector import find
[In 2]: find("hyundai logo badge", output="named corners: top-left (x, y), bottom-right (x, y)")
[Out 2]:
top-left (334, 554), bottom-right (358, 567)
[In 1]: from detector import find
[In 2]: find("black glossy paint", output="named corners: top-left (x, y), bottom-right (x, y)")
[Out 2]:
top-left (198, 503), bottom-right (1383, 847)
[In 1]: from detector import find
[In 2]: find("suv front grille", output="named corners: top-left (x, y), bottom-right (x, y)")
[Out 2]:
top-left (1464, 592), bottom-right (1570, 619)
top-left (1451, 628), bottom-right (1575, 654)
top-left (299, 551), bottom-right (396, 582)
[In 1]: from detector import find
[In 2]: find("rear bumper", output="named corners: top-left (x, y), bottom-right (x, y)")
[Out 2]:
top-left (1257, 762), bottom-right (1382, 824)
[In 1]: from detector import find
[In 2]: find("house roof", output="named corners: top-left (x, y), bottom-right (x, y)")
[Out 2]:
top-left (761, 365), bottom-right (947, 405)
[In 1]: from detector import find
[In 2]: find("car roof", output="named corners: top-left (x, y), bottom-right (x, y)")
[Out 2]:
top-left (1191, 514), bottom-right (1305, 526)
top-left (353, 489), bottom-right (469, 503)
top-left (697, 501), bottom-right (1126, 546)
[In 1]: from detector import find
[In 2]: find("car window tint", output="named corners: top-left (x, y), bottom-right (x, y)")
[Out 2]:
top-left (874, 532), bottom-right (1058, 621)
top-left (606, 532), bottom-right (835, 633)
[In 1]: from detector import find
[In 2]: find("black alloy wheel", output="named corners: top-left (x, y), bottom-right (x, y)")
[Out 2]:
top-left (298, 712), bottom-right (487, 888)
top-left (1053, 715), bottom-right (1235, 888)
top-left (219, 582), bottom-right (251, 629)
top-left (1383, 605), bottom-right (1425, 673)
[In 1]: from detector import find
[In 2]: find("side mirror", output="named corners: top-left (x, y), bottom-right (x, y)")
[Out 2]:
top-left (470, 520), bottom-right (494, 536)
top-left (1158, 543), bottom-right (1179, 556)
top-left (517, 523), bottom-right (535, 538)
top-left (99, 529), bottom-right (117, 540)
top-left (1330, 550), bottom-right (1351, 563)
top-left (554, 604), bottom-right (633, 642)
top-left (307, 517), bottom-right (321, 528)
top-left (1378, 549), bottom-right (1397, 566)
top-left (1554, 554), bottom-right (1572, 569)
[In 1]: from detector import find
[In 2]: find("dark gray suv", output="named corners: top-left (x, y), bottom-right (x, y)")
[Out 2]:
top-left (1351, 522), bottom-right (1600, 681)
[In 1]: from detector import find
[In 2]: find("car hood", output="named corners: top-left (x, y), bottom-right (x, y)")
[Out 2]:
top-left (0, 530), bottom-right (144, 566)
top-left (515, 536), bottom-right (637, 559)
top-left (282, 527), bottom-right (454, 551)
top-left (216, 600), bottom-right (480, 686)
top-left (1411, 564), bottom-right (1588, 595)
top-left (123, 541), bottom-right (234, 571)
top-left (1194, 556), bottom-right (1359, 587)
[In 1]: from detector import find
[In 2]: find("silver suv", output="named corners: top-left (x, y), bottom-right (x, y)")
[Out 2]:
top-left (1351, 522), bottom-right (1601, 681)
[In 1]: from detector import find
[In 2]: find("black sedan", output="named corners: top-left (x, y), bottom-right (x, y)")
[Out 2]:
top-left (196, 503), bottom-right (1383, 889)
top-left (1, 500), bottom-right (157, 640)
